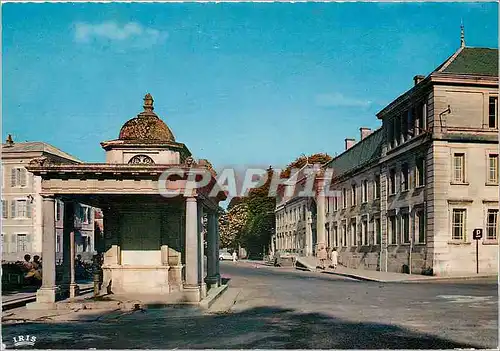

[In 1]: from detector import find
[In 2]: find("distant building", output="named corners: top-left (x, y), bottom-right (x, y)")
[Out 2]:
top-left (1, 136), bottom-right (98, 261)
top-left (274, 42), bottom-right (499, 276)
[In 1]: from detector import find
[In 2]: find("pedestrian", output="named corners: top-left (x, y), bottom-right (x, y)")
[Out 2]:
top-left (318, 246), bottom-right (327, 269)
top-left (232, 250), bottom-right (238, 262)
top-left (331, 248), bottom-right (338, 270)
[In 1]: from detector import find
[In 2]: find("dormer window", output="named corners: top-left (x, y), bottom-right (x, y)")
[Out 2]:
top-left (129, 155), bottom-right (155, 165)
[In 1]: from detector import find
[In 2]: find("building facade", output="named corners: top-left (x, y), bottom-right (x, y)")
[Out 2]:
top-left (2, 137), bottom-right (97, 262)
top-left (274, 44), bottom-right (499, 276)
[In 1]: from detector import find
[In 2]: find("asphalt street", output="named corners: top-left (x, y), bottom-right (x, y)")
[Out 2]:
top-left (2, 261), bottom-right (498, 349)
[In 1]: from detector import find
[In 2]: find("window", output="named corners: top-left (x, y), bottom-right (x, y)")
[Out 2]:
top-left (388, 119), bottom-right (394, 149)
top-left (401, 213), bottom-right (410, 244)
top-left (82, 207), bottom-right (91, 224)
top-left (11, 168), bottom-right (27, 188)
top-left (362, 180), bottom-right (368, 203)
top-left (333, 195), bottom-right (338, 211)
top-left (453, 153), bottom-right (466, 183)
top-left (402, 110), bottom-right (409, 142)
top-left (16, 234), bottom-right (28, 252)
top-left (401, 163), bottom-right (409, 191)
top-left (486, 209), bottom-right (498, 240)
top-left (389, 216), bottom-right (397, 244)
top-left (415, 157), bottom-right (425, 187)
top-left (489, 96), bottom-right (498, 128)
top-left (362, 219), bottom-right (368, 245)
top-left (326, 198), bottom-right (330, 214)
top-left (342, 223), bottom-right (347, 247)
top-left (333, 225), bottom-right (338, 247)
top-left (351, 184), bottom-right (357, 206)
top-left (2, 200), bottom-right (7, 219)
top-left (374, 175), bottom-right (380, 199)
top-left (342, 188), bottom-right (347, 209)
top-left (351, 220), bottom-right (357, 246)
top-left (375, 218), bottom-right (381, 245)
top-left (389, 168), bottom-right (396, 194)
top-left (12, 199), bottom-right (30, 218)
top-left (488, 154), bottom-right (498, 184)
top-left (452, 209), bottom-right (466, 241)
top-left (394, 116), bottom-right (401, 147)
top-left (56, 235), bottom-right (62, 253)
top-left (415, 209), bottom-right (425, 244)
top-left (56, 201), bottom-right (62, 221)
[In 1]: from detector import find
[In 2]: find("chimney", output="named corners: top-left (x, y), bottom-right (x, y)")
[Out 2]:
top-left (345, 138), bottom-right (355, 150)
top-left (360, 127), bottom-right (372, 140)
top-left (413, 75), bottom-right (425, 86)
top-left (5, 134), bottom-right (14, 147)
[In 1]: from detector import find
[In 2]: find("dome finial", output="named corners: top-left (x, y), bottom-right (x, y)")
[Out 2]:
top-left (460, 20), bottom-right (465, 48)
top-left (143, 93), bottom-right (154, 112)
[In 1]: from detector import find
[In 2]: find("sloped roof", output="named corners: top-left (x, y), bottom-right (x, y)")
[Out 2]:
top-left (2, 142), bottom-right (81, 162)
top-left (324, 128), bottom-right (383, 179)
top-left (435, 47), bottom-right (498, 76)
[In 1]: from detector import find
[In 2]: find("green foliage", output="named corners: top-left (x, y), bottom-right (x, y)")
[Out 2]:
top-left (218, 154), bottom-right (332, 257)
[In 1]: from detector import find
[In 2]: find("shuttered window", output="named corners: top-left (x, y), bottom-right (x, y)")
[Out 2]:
top-left (2, 200), bottom-right (7, 219)
top-left (10, 168), bottom-right (27, 188)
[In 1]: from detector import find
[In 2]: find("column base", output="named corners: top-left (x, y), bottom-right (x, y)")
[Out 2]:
top-left (205, 276), bottom-right (218, 290)
top-left (182, 285), bottom-right (201, 302)
top-left (27, 287), bottom-right (57, 310)
top-left (69, 283), bottom-right (80, 298)
top-left (200, 283), bottom-right (207, 298)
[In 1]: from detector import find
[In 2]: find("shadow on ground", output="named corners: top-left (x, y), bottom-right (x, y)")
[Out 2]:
top-left (2, 305), bottom-right (487, 349)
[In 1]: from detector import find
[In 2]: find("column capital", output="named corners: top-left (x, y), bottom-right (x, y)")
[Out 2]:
top-left (185, 196), bottom-right (198, 203)
top-left (41, 195), bottom-right (56, 202)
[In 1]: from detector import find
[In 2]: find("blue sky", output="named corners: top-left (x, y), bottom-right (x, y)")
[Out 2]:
top-left (3, 2), bottom-right (498, 170)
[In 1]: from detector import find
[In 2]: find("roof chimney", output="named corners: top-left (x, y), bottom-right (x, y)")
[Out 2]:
top-left (345, 138), bottom-right (355, 150)
top-left (5, 134), bottom-right (14, 147)
top-left (360, 127), bottom-right (372, 140)
top-left (413, 75), bottom-right (425, 86)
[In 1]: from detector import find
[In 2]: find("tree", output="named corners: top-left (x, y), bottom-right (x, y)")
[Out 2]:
top-left (218, 201), bottom-right (249, 250)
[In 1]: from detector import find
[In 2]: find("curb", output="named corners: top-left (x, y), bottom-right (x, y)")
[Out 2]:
top-left (199, 283), bottom-right (229, 309)
top-left (2, 286), bottom-right (94, 311)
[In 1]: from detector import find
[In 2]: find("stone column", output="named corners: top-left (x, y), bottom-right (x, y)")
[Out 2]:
top-left (205, 211), bottom-right (218, 289)
top-left (197, 203), bottom-right (206, 298)
top-left (215, 213), bottom-right (221, 286)
top-left (62, 201), bottom-right (71, 289)
top-left (183, 197), bottom-right (200, 302)
top-left (28, 196), bottom-right (57, 309)
top-left (69, 230), bottom-right (78, 298)
top-left (316, 185), bottom-right (326, 253)
top-left (62, 201), bottom-right (79, 298)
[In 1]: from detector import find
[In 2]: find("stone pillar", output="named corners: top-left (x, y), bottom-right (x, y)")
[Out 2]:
top-left (316, 185), bottom-right (326, 253)
top-left (62, 201), bottom-right (71, 288)
top-left (183, 197), bottom-right (200, 302)
top-left (28, 196), bottom-right (57, 309)
top-left (197, 203), bottom-right (206, 298)
top-left (206, 211), bottom-right (218, 289)
top-left (69, 230), bottom-right (79, 298)
top-left (215, 214), bottom-right (221, 286)
top-left (62, 201), bottom-right (79, 298)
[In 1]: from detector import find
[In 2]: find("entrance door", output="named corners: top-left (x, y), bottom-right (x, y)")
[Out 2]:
top-left (120, 212), bottom-right (161, 265)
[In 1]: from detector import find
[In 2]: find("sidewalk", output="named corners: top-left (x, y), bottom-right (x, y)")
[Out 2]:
top-left (294, 256), bottom-right (497, 283)
top-left (322, 266), bottom-right (497, 283)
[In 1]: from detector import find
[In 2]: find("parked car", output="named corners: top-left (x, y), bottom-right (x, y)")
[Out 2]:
top-left (219, 251), bottom-right (233, 261)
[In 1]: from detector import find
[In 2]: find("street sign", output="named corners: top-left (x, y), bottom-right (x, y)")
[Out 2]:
top-left (472, 228), bottom-right (483, 274)
top-left (473, 228), bottom-right (483, 240)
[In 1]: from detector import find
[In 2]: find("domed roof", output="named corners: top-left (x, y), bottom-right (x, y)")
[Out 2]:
top-left (118, 94), bottom-right (175, 142)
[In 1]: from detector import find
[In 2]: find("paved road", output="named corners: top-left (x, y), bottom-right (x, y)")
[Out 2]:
top-left (2, 262), bottom-right (497, 349)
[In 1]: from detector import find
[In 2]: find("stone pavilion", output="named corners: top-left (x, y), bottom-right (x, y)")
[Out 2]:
top-left (26, 94), bottom-right (226, 309)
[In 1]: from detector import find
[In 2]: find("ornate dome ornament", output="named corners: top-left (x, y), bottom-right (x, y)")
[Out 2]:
top-left (118, 93), bottom-right (176, 142)
top-left (128, 155), bottom-right (155, 165)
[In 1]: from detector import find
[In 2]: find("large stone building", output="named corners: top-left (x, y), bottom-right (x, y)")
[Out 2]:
top-left (1, 137), bottom-right (97, 262)
top-left (274, 41), bottom-right (499, 276)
